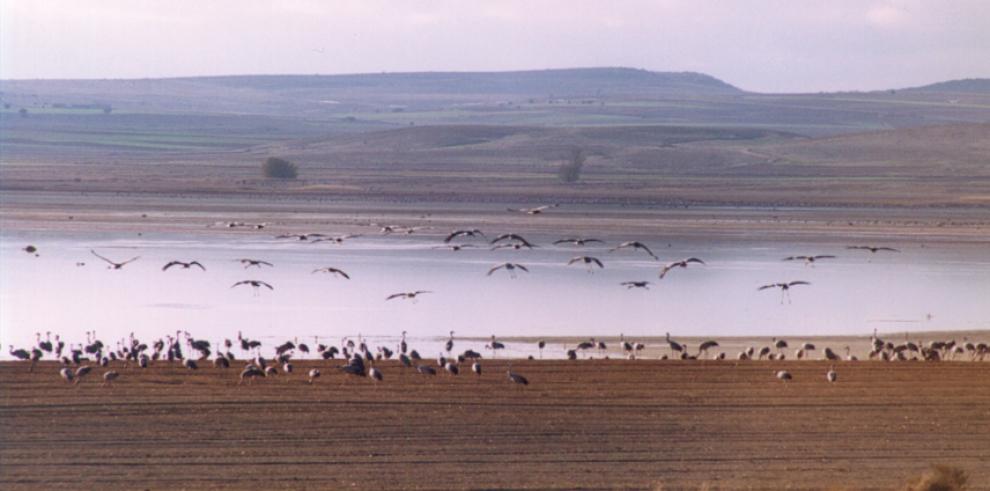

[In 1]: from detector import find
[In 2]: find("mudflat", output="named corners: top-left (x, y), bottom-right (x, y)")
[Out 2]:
top-left (1, 359), bottom-right (987, 490)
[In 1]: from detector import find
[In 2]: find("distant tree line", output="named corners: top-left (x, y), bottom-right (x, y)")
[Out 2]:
top-left (262, 157), bottom-right (298, 179)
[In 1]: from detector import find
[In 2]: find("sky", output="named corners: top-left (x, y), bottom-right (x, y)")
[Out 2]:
top-left (1, 0), bottom-right (988, 93)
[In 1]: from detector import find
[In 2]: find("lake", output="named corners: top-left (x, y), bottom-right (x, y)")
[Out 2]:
top-left (2, 228), bottom-right (988, 359)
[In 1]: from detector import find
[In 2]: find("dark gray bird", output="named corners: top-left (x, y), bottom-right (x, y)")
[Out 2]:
top-left (490, 233), bottom-right (535, 248)
top-left (434, 244), bottom-right (477, 252)
top-left (444, 229), bottom-right (485, 242)
top-left (162, 260), bottom-right (205, 271)
top-left (609, 241), bottom-right (658, 260)
top-left (776, 370), bottom-right (793, 381)
top-left (568, 256), bottom-right (604, 270)
top-left (620, 281), bottom-right (652, 290)
top-left (231, 280), bottom-right (274, 295)
top-left (386, 290), bottom-right (432, 301)
top-left (487, 262), bottom-right (529, 277)
top-left (102, 370), bottom-right (119, 386)
top-left (417, 365), bottom-right (437, 376)
top-left (239, 365), bottom-right (264, 383)
top-left (236, 258), bottom-right (273, 268)
top-left (507, 369), bottom-right (529, 385)
top-left (847, 246), bottom-right (899, 253)
top-left (784, 255), bottom-right (836, 265)
top-left (368, 367), bottom-right (383, 382)
top-left (91, 250), bottom-right (139, 270)
top-left (312, 267), bottom-right (350, 279)
top-left (310, 234), bottom-right (361, 244)
top-left (659, 258), bottom-right (705, 279)
top-left (554, 238), bottom-right (603, 246)
top-left (758, 281), bottom-right (810, 303)
top-left (74, 365), bottom-right (92, 383)
top-left (276, 233), bottom-right (326, 241)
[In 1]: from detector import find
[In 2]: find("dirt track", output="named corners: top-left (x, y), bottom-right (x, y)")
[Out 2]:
top-left (1, 359), bottom-right (988, 490)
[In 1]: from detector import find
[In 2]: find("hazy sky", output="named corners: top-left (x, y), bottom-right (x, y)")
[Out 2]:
top-left (2, 0), bottom-right (988, 92)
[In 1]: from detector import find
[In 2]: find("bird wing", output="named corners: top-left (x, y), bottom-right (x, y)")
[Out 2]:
top-left (633, 242), bottom-right (657, 259)
top-left (490, 234), bottom-right (511, 244)
top-left (231, 281), bottom-right (249, 288)
top-left (260, 282), bottom-right (274, 290)
top-left (333, 268), bottom-right (350, 279)
top-left (846, 246), bottom-right (869, 250)
top-left (585, 238), bottom-right (604, 244)
top-left (190, 261), bottom-right (206, 271)
top-left (659, 265), bottom-right (673, 279)
top-left (487, 264), bottom-right (507, 275)
top-left (877, 247), bottom-right (900, 252)
top-left (120, 256), bottom-right (140, 266)
top-left (514, 264), bottom-right (529, 272)
top-left (783, 256), bottom-right (801, 261)
top-left (90, 250), bottom-right (116, 265)
top-left (312, 268), bottom-right (326, 274)
top-left (757, 284), bottom-right (779, 291)
top-left (257, 260), bottom-right (273, 267)
top-left (814, 255), bottom-right (836, 259)
top-left (414, 290), bottom-right (432, 295)
top-left (385, 293), bottom-right (405, 301)
top-left (788, 281), bottom-right (811, 287)
top-left (444, 231), bottom-right (463, 243)
top-left (567, 256), bottom-right (582, 265)
top-left (554, 238), bottom-right (576, 245)
top-left (162, 261), bottom-right (180, 271)
top-left (590, 257), bottom-right (604, 268)
top-left (684, 257), bottom-right (705, 265)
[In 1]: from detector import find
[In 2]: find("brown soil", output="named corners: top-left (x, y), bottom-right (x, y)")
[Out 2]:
top-left (2, 360), bottom-right (987, 490)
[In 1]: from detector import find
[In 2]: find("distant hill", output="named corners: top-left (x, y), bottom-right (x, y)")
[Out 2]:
top-left (904, 78), bottom-right (990, 93)
top-left (0, 67), bottom-right (740, 117)
top-left (182, 67), bottom-right (742, 96)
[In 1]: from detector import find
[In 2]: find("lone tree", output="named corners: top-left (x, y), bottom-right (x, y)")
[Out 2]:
top-left (262, 157), bottom-right (298, 179)
top-left (557, 148), bottom-right (586, 183)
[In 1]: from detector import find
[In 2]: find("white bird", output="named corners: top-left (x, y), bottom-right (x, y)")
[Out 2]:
top-left (308, 368), bottom-right (321, 384)
top-left (826, 366), bottom-right (837, 383)
top-left (507, 204), bottom-right (558, 215)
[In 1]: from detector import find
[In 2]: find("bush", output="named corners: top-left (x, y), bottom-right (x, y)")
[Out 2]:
top-left (905, 465), bottom-right (968, 491)
top-left (558, 148), bottom-right (586, 183)
top-left (262, 157), bottom-right (298, 179)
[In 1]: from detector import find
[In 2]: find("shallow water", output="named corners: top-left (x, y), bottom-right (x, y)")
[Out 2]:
top-left (2, 229), bottom-right (988, 359)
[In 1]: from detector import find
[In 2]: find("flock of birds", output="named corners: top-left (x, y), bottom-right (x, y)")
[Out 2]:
top-left (10, 203), bottom-right (986, 388)
top-left (7, 326), bottom-right (988, 388)
top-left (9, 329), bottom-right (533, 387)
